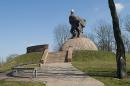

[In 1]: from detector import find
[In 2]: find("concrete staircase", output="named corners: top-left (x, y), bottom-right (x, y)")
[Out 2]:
top-left (41, 47), bottom-right (73, 64)
top-left (45, 51), bottom-right (66, 63)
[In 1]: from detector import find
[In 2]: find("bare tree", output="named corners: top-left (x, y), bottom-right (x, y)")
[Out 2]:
top-left (125, 15), bottom-right (130, 32)
top-left (6, 54), bottom-right (19, 62)
top-left (53, 24), bottom-right (71, 51)
top-left (95, 23), bottom-right (114, 51)
top-left (122, 34), bottom-right (130, 53)
top-left (0, 57), bottom-right (4, 66)
top-left (0, 57), bottom-right (2, 65)
top-left (87, 33), bottom-right (97, 45)
top-left (123, 15), bottom-right (130, 53)
top-left (108, 0), bottom-right (127, 79)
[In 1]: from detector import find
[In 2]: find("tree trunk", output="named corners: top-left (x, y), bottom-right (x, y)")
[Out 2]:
top-left (108, 0), bottom-right (127, 79)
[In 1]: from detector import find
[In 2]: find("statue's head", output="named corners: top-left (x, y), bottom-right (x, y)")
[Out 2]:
top-left (70, 9), bottom-right (74, 15)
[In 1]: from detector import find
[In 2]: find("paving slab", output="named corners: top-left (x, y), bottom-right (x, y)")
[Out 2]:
top-left (36, 63), bottom-right (104, 86)
top-left (0, 73), bottom-right (10, 80)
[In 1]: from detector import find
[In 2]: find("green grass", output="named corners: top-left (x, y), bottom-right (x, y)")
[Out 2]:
top-left (72, 50), bottom-right (130, 86)
top-left (0, 80), bottom-right (45, 86)
top-left (0, 52), bottom-right (42, 72)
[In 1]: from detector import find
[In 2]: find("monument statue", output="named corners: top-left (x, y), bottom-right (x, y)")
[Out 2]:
top-left (62, 10), bottom-right (97, 51)
top-left (69, 9), bottom-right (86, 38)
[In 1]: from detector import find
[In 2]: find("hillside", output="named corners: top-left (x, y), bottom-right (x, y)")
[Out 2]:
top-left (72, 50), bottom-right (130, 86)
top-left (0, 52), bottom-right (42, 72)
top-left (1, 50), bottom-right (130, 86)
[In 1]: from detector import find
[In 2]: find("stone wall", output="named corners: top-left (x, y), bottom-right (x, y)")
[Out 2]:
top-left (26, 44), bottom-right (48, 53)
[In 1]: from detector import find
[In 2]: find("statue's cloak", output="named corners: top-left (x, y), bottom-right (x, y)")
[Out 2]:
top-left (69, 14), bottom-right (86, 28)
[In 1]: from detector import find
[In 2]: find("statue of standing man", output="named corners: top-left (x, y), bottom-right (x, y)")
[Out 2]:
top-left (69, 9), bottom-right (86, 38)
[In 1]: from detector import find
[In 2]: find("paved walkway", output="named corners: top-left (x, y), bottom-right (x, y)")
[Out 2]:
top-left (0, 73), bottom-right (8, 80)
top-left (36, 63), bottom-right (104, 86)
top-left (1, 63), bottom-right (104, 86)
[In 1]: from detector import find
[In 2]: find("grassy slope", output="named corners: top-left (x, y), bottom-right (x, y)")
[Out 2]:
top-left (72, 50), bottom-right (130, 86)
top-left (0, 80), bottom-right (45, 86)
top-left (0, 52), bottom-right (42, 72)
top-left (1, 50), bottom-right (130, 86)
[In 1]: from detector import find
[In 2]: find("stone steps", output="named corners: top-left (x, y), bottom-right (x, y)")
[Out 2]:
top-left (45, 51), bottom-right (66, 63)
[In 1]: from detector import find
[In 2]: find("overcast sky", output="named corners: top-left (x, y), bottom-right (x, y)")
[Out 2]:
top-left (0, 0), bottom-right (130, 60)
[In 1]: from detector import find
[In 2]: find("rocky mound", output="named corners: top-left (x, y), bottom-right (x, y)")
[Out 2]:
top-left (62, 38), bottom-right (98, 51)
